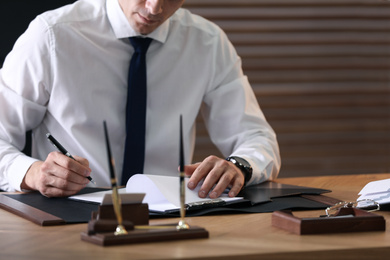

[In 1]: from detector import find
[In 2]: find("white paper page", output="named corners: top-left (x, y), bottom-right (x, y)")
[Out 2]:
top-left (126, 174), bottom-right (243, 212)
top-left (358, 178), bottom-right (390, 195)
top-left (358, 192), bottom-right (390, 205)
top-left (125, 174), bottom-right (178, 211)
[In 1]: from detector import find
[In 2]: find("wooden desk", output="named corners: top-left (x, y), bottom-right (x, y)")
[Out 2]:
top-left (1, 173), bottom-right (390, 260)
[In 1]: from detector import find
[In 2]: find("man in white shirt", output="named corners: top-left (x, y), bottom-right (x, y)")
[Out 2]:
top-left (0, 0), bottom-right (281, 198)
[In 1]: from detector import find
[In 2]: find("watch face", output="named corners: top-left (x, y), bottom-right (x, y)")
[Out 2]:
top-left (233, 157), bottom-right (250, 168)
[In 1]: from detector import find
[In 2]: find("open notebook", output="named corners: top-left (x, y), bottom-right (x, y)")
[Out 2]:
top-left (69, 174), bottom-right (244, 213)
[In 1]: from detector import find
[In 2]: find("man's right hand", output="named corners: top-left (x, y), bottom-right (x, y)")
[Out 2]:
top-left (21, 151), bottom-right (91, 197)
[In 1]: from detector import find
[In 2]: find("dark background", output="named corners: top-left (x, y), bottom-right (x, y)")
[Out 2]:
top-left (0, 0), bottom-right (77, 66)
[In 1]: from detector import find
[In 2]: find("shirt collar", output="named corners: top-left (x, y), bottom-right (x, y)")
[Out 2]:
top-left (106, 0), bottom-right (169, 43)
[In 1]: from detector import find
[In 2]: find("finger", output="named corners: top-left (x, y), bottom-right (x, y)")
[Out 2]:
top-left (183, 163), bottom-right (199, 177)
top-left (70, 155), bottom-right (93, 180)
top-left (222, 161), bottom-right (245, 197)
top-left (201, 160), bottom-right (235, 198)
top-left (73, 155), bottom-right (90, 168)
top-left (50, 164), bottom-right (90, 186)
top-left (40, 161), bottom-right (87, 187)
top-left (62, 157), bottom-right (91, 179)
top-left (207, 174), bottom-right (234, 199)
top-left (36, 168), bottom-right (85, 198)
top-left (187, 160), bottom-right (213, 191)
top-left (50, 152), bottom-right (91, 180)
top-left (42, 153), bottom-right (90, 189)
top-left (226, 173), bottom-right (245, 197)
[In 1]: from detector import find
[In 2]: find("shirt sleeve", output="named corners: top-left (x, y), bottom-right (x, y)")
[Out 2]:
top-left (0, 16), bottom-right (51, 191)
top-left (201, 29), bottom-right (281, 185)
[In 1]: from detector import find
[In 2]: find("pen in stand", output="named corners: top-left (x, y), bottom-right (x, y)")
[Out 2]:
top-left (177, 115), bottom-right (190, 230)
top-left (46, 133), bottom-right (96, 184)
top-left (103, 121), bottom-right (127, 235)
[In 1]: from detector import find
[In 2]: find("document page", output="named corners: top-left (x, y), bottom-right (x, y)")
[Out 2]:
top-left (357, 178), bottom-right (390, 205)
top-left (126, 174), bottom-right (243, 212)
top-left (69, 174), bottom-right (243, 212)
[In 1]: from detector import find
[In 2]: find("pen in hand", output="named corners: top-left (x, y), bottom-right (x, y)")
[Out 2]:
top-left (46, 133), bottom-right (96, 185)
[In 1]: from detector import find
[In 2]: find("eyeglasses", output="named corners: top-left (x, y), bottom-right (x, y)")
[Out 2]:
top-left (325, 199), bottom-right (380, 217)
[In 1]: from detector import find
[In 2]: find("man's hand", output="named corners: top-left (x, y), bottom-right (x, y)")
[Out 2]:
top-left (21, 151), bottom-right (92, 197)
top-left (185, 155), bottom-right (245, 199)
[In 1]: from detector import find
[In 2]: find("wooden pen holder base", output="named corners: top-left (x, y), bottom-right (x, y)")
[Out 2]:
top-left (81, 225), bottom-right (209, 246)
top-left (81, 203), bottom-right (209, 246)
top-left (272, 208), bottom-right (386, 235)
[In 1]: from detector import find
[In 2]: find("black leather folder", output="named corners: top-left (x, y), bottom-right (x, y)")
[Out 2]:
top-left (0, 182), bottom-right (333, 225)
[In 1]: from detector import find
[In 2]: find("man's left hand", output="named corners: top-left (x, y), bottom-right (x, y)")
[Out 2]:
top-left (185, 155), bottom-right (244, 199)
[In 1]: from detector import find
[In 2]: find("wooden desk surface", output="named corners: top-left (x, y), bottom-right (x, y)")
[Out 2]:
top-left (1, 173), bottom-right (390, 260)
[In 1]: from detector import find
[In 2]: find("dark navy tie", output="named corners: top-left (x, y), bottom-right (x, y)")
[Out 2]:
top-left (122, 37), bottom-right (153, 185)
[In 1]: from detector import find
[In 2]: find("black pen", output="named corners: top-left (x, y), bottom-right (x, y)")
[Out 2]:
top-left (103, 120), bottom-right (128, 235)
top-left (46, 133), bottom-right (96, 184)
top-left (177, 115), bottom-right (189, 229)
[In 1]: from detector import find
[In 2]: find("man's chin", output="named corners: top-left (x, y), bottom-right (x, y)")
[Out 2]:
top-left (134, 23), bottom-right (158, 35)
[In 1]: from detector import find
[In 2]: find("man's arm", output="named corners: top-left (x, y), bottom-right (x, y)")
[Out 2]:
top-left (0, 16), bottom-right (55, 192)
top-left (186, 28), bottom-right (281, 198)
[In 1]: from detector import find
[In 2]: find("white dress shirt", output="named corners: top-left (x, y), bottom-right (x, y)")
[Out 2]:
top-left (0, 0), bottom-right (280, 191)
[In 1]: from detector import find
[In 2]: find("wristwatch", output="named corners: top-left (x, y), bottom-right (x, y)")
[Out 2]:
top-left (226, 156), bottom-right (253, 184)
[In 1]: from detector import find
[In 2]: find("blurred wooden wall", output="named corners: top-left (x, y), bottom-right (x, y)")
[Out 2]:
top-left (184, 0), bottom-right (390, 177)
